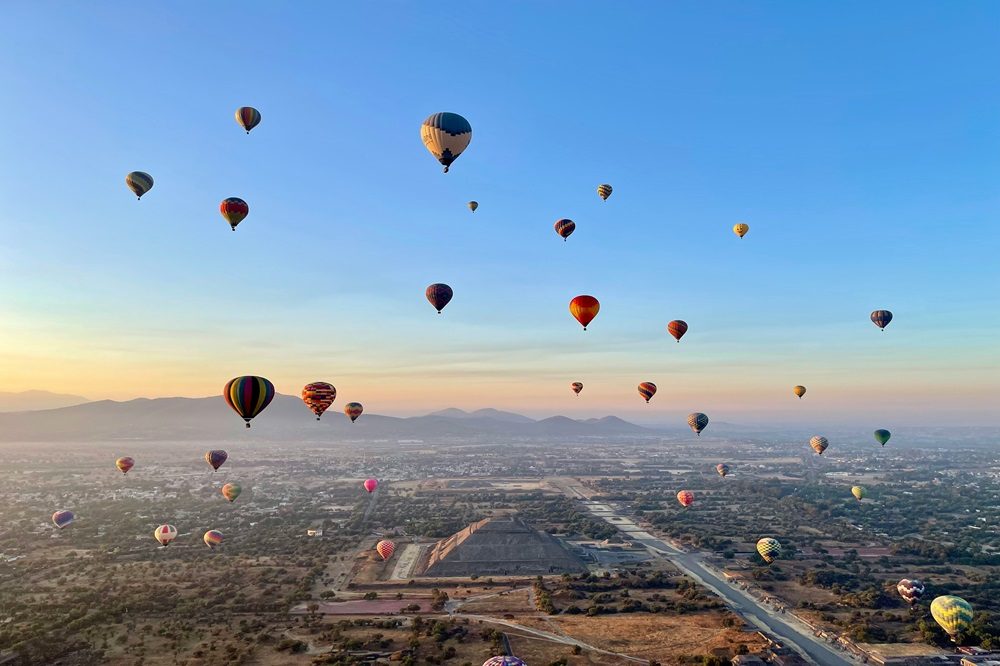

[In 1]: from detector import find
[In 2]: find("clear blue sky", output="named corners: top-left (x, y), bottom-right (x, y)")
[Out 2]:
top-left (0, 2), bottom-right (997, 426)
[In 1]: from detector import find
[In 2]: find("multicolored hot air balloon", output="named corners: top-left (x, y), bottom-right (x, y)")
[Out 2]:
top-left (205, 450), bottom-right (228, 472)
top-left (793, 385), bottom-right (806, 399)
top-left (897, 579), bottom-right (925, 605)
top-left (235, 106), bottom-right (261, 134)
top-left (483, 657), bottom-right (527, 666)
top-left (571, 382), bottom-right (583, 396)
top-left (757, 538), bottom-right (781, 563)
top-left (204, 529), bottom-right (224, 549)
top-left (363, 479), bottom-right (378, 494)
top-left (597, 184), bottom-right (612, 201)
top-left (52, 510), bottom-right (74, 529)
top-left (676, 490), bottom-right (695, 507)
top-left (302, 382), bottom-right (337, 420)
top-left (223, 376), bottom-right (275, 428)
top-left (426, 283), bottom-right (453, 314)
top-left (638, 382), bottom-right (657, 403)
top-left (667, 320), bottom-right (688, 343)
top-left (733, 223), bottom-right (749, 238)
top-left (874, 429), bottom-right (891, 447)
top-left (687, 413), bottom-right (709, 436)
top-left (467, 201), bottom-right (478, 213)
top-left (345, 402), bottom-right (364, 423)
top-left (931, 595), bottom-right (973, 641)
top-left (554, 218), bottom-right (576, 241)
top-left (569, 295), bottom-right (600, 330)
top-left (220, 197), bottom-right (249, 231)
top-left (716, 463), bottom-right (730, 477)
top-left (375, 540), bottom-right (395, 560)
top-left (421, 112), bottom-right (472, 173)
top-left (116, 456), bottom-right (135, 475)
top-left (126, 171), bottom-right (153, 199)
top-left (810, 436), bottom-right (829, 455)
top-left (221, 483), bottom-right (242, 503)
top-left (154, 524), bottom-right (177, 547)
top-left (851, 486), bottom-right (866, 501)
top-left (871, 310), bottom-right (893, 331)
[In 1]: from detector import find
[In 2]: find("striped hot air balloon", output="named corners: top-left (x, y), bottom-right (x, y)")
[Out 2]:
top-left (375, 540), bottom-right (395, 560)
top-left (810, 436), bottom-right (829, 455)
top-left (851, 486), bottom-right (866, 501)
top-left (220, 197), bottom-right (249, 231)
top-left (569, 295), bottom-right (600, 330)
top-left (125, 171), bottom-right (153, 199)
top-left (733, 223), bottom-right (749, 238)
top-left (716, 463), bottom-right (730, 477)
top-left (154, 524), bottom-right (177, 546)
top-left (420, 112), bottom-right (472, 173)
top-left (554, 219), bottom-right (576, 241)
top-left (897, 579), bottom-right (925, 605)
top-left (597, 184), bottom-right (612, 201)
top-left (931, 595), bottom-right (973, 641)
top-left (116, 456), bottom-right (135, 475)
top-left (676, 490), bottom-right (695, 507)
top-left (871, 310), bottom-right (893, 331)
top-left (344, 402), bottom-right (364, 423)
top-left (571, 382), bottom-right (583, 396)
top-left (52, 510), bottom-right (75, 529)
top-left (302, 382), bottom-right (337, 420)
top-left (205, 450), bottom-right (228, 472)
top-left (638, 382), bottom-right (657, 403)
top-left (426, 283), bottom-right (454, 314)
top-left (203, 529), bottom-right (224, 549)
top-left (234, 106), bottom-right (261, 134)
top-left (363, 479), bottom-right (378, 494)
top-left (223, 376), bottom-right (275, 428)
top-left (221, 483), bottom-right (242, 503)
top-left (874, 429), bottom-right (891, 447)
top-left (687, 412), bottom-right (709, 436)
top-left (667, 320), bottom-right (688, 342)
top-left (756, 537), bottom-right (781, 563)
top-left (793, 385), bottom-right (806, 399)
top-left (483, 658), bottom-right (527, 666)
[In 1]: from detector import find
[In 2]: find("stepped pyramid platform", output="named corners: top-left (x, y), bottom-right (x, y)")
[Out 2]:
top-left (418, 516), bottom-right (586, 577)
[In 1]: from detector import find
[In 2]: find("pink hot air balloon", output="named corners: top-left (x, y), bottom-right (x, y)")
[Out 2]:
top-left (363, 479), bottom-right (378, 494)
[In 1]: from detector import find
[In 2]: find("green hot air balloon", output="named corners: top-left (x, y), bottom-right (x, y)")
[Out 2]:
top-left (874, 429), bottom-right (891, 447)
top-left (931, 595), bottom-right (973, 642)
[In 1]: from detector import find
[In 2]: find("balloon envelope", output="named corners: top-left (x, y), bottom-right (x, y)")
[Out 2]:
top-left (810, 436), bottom-right (829, 455)
top-left (851, 486), bottom-right (866, 501)
top-left (677, 490), bottom-right (695, 507)
top-left (467, 201), bottom-right (478, 212)
top-left (571, 382), bottom-right (583, 395)
top-left (597, 184), bottom-right (612, 201)
top-left (52, 510), bottom-right (75, 529)
top-left (931, 595), bottom-right (973, 639)
top-left (733, 223), bottom-right (749, 238)
top-left (221, 483), bottom-right (242, 503)
top-left (897, 579), bottom-right (925, 605)
top-left (667, 320), bottom-right (688, 342)
top-left (116, 456), bottom-right (135, 475)
top-left (554, 218), bottom-right (576, 240)
top-left (687, 412), bottom-right (709, 435)
top-left (421, 112), bottom-right (472, 172)
top-left (483, 658), bottom-right (527, 666)
top-left (874, 429), bottom-right (891, 447)
top-left (716, 463), bottom-right (730, 477)
top-left (793, 385), bottom-right (806, 399)
top-left (302, 382), bottom-right (337, 420)
top-left (235, 106), bottom-right (261, 133)
top-left (224, 376), bottom-right (275, 428)
top-left (376, 540), bottom-right (395, 560)
top-left (638, 382), bottom-right (657, 403)
top-left (871, 310), bottom-right (893, 330)
top-left (364, 479), bottom-right (378, 493)
top-left (154, 524), bottom-right (177, 546)
top-left (205, 450), bottom-right (228, 471)
top-left (757, 537), bottom-right (781, 563)
top-left (126, 171), bottom-right (153, 199)
top-left (220, 197), bottom-right (249, 230)
top-left (345, 402), bottom-right (364, 423)
top-left (569, 295), bottom-right (600, 330)
top-left (426, 283), bottom-right (454, 313)
top-left (204, 529), bottom-right (224, 549)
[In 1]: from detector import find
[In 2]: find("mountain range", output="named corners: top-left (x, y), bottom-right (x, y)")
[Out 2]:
top-left (0, 395), bottom-right (649, 442)
top-left (0, 390), bottom-right (90, 412)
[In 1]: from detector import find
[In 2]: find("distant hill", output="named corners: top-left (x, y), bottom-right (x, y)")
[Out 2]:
top-left (0, 395), bottom-right (649, 442)
top-left (0, 390), bottom-right (90, 412)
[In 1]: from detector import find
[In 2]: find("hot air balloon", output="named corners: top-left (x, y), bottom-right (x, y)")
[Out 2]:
top-left (716, 463), bottom-right (730, 478)
top-left (793, 385), bottom-right (806, 399)
top-left (569, 295), bottom-right (600, 330)
top-left (931, 595), bottom-right (973, 641)
top-left (205, 450), bottom-right (228, 472)
top-left (364, 479), bottom-right (378, 494)
top-left (126, 171), bottom-right (153, 199)
top-left (874, 429), bottom-right (891, 447)
top-left (420, 112), bottom-right (472, 173)
top-left (871, 310), bottom-right (893, 331)
top-left (302, 382), bottom-right (337, 420)
top-left (571, 382), bottom-right (583, 396)
top-left (426, 283), bottom-right (453, 314)
top-left (154, 524), bottom-right (177, 546)
top-left (221, 483), bottom-right (242, 503)
top-left (851, 486), bottom-right (866, 501)
top-left (810, 436), bottom-right (829, 455)
top-left (468, 201), bottom-right (478, 213)
top-left (897, 579), bottom-right (925, 605)
top-left (597, 184), bottom-right (612, 201)
top-left (204, 529), bottom-right (224, 549)
top-left (223, 376), bottom-right (275, 428)
top-left (677, 490), bottom-right (695, 507)
top-left (687, 413), bottom-right (709, 436)
top-left (733, 223), bottom-right (749, 238)
top-left (667, 320), bottom-right (688, 343)
top-left (483, 657), bottom-right (527, 666)
top-left (554, 219), bottom-right (576, 241)
top-left (220, 197), bottom-right (249, 231)
top-left (345, 402), bottom-right (364, 423)
top-left (376, 540), bottom-right (395, 560)
top-left (235, 106), bottom-right (261, 134)
top-left (116, 456), bottom-right (135, 475)
top-left (638, 382), bottom-right (657, 403)
top-left (757, 538), bottom-right (781, 564)
top-left (52, 510), bottom-right (74, 529)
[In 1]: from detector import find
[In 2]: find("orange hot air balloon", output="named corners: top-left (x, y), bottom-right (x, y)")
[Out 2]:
top-left (571, 382), bottom-right (583, 396)
top-left (677, 490), bottom-right (695, 507)
top-left (793, 385), bottom-right (806, 399)
top-left (569, 295), bottom-right (600, 330)
top-left (116, 457), bottom-right (135, 475)
top-left (667, 320), bottom-right (688, 343)
top-left (376, 540), bottom-right (395, 560)
top-left (638, 382), bottom-right (657, 403)
top-left (344, 402), bottom-right (364, 423)
top-left (363, 478), bottom-right (378, 493)
top-left (554, 219), bottom-right (576, 241)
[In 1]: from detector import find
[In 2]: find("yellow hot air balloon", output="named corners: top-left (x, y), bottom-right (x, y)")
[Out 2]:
top-left (793, 385), bottom-right (806, 399)
top-left (421, 112), bottom-right (472, 173)
top-left (756, 537), bottom-right (781, 564)
top-left (851, 486), bottom-right (866, 501)
top-left (930, 595), bottom-right (973, 641)
top-left (733, 223), bottom-right (749, 239)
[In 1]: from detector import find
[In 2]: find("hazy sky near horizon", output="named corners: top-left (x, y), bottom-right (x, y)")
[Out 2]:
top-left (0, 2), bottom-right (998, 426)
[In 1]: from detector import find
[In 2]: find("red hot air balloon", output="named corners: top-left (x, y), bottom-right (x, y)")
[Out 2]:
top-left (376, 540), bottom-right (395, 560)
top-left (667, 320), bottom-right (688, 343)
top-left (569, 295), bottom-right (600, 330)
top-left (426, 283), bottom-right (454, 314)
top-left (302, 382), bottom-right (337, 420)
top-left (554, 219), bottom-right (576, 241)
top-left (220, 197), bottom-right (249, 231)
top-left (638, 382), bottom-right (657, 403)
top-left (363, 479), bottom-right (378, 493)
top-left (677, 490), bottom-right (695, 507)
top-left (571, 382), bottom-right (583, 396)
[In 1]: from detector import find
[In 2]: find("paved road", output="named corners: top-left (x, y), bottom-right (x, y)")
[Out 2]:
top-left (561, 486), bottom-right (855, 666)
